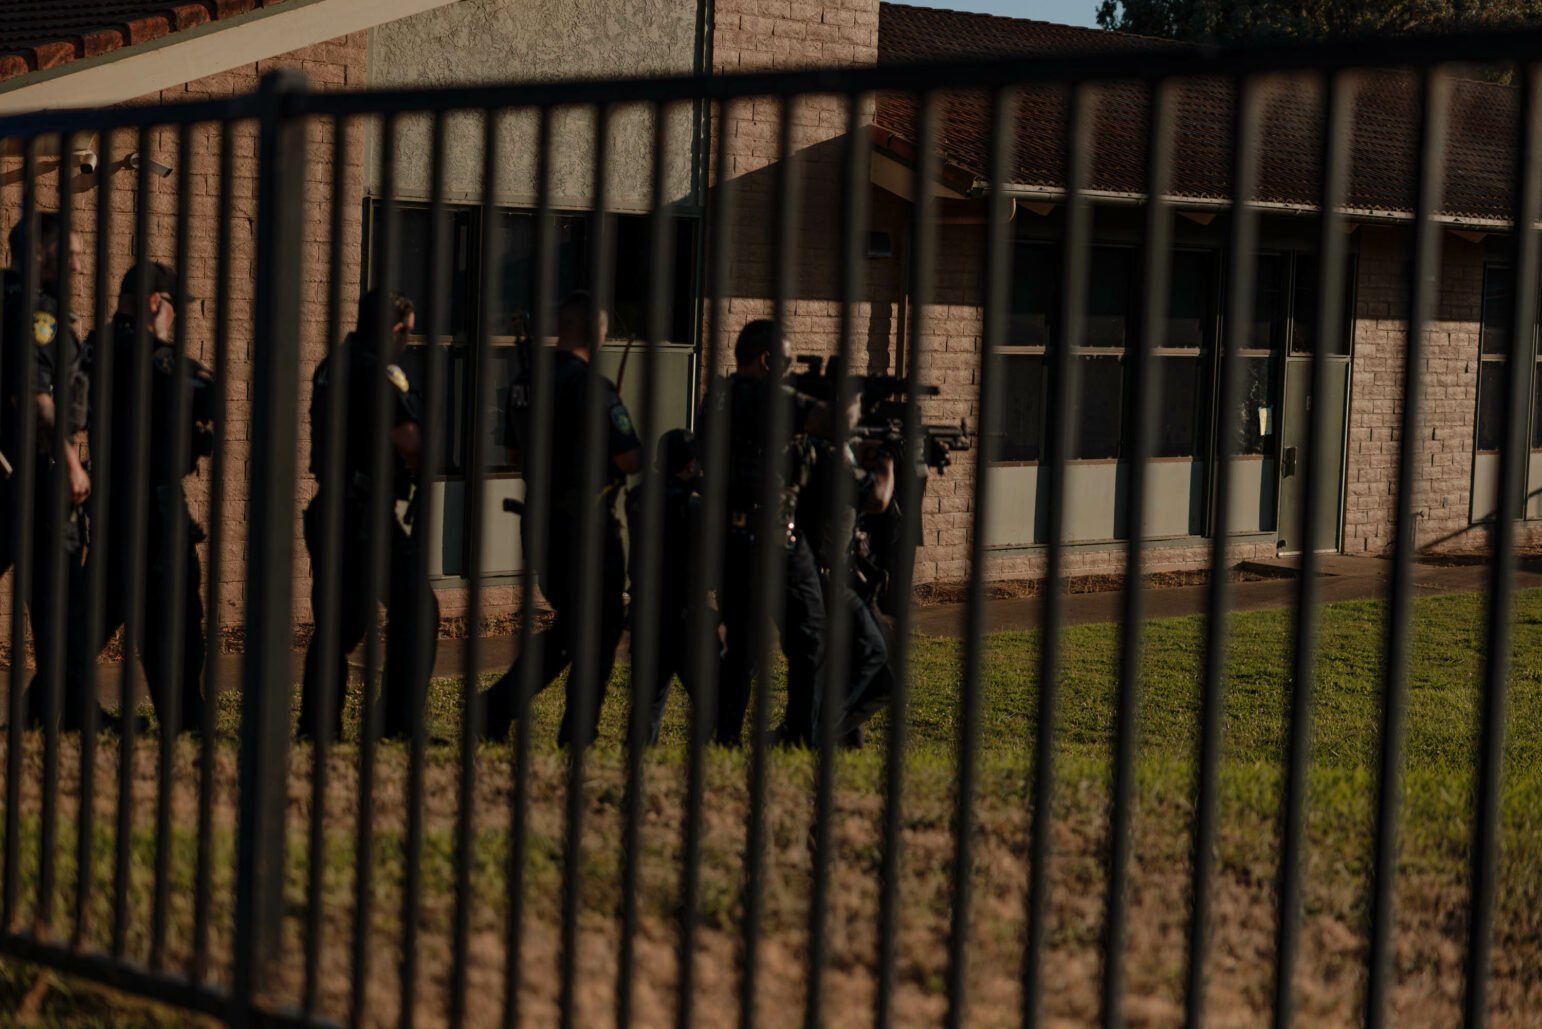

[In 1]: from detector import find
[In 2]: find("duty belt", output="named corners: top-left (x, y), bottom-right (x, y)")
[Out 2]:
top-left (730, 508), bottom-right (797, 550)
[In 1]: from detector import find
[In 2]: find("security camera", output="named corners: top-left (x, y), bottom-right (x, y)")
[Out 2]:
top-left (127, 151), bottom-right (173, 178)
top-left (73, 148), bottom-right (98, 175)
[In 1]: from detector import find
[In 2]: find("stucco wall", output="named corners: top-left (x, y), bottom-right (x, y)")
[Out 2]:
top-left (367, 0), bottom-right (703, 211)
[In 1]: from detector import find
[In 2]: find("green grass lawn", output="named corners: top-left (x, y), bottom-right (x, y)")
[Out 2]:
top-left (2, 588), bottom-right (1540, 1026)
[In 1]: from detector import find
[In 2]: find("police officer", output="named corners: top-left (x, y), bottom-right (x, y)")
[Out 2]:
top-left (627, 428), bottom-right (713, 745)
top-left (482, 290), bottom-right (642, 748)
top-left (796, 409), bottom-right (896, 750)
top-left (57, 263), bottom-right (214, 735)
top-left (717, 319), bottom-right (833, 748)
top-left (300, 289), bottom-right (436, 743)
top-left (6, 213), bottom-right (105, 733)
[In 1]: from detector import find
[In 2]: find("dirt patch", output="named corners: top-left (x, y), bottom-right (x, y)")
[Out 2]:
top-left (0, 730), bottom-right (1536, 1028)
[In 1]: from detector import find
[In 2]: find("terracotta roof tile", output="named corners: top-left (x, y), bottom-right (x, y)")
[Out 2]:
top-left (0, 1), bottom-right (277, 84)
top-left (876, 2), bottom-right (1521, 222)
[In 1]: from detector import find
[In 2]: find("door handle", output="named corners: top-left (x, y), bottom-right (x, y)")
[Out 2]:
top-left (1282, 445), bottom-right (1297, 478)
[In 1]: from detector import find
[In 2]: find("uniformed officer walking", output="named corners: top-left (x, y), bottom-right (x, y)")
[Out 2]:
top-left (5, 213), bottom-right (108, 733)
top-left (55, 263), bottom-right (214, 735)
top-left (481, 290), bottom-right (642, 749)
top-left (796, 425), bottom-right (896, 749)
top-left (717, 319), bottom-right (833, 748)
top-left (299, 289), bottom-right (436, 743)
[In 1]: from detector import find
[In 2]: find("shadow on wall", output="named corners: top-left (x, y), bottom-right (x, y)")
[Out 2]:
top-left (705, 130), bottom-right (903, 374)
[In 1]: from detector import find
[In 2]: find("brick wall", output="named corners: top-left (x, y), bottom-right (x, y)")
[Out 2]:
top-left (1344, 227), bottom-right (1482, 555)
top-left (0, 33), bottom-right (368, 633)
top-left (709, 0), bottom-right (883, 379)
top-left (1343, 227), bottom-right (1542, 557)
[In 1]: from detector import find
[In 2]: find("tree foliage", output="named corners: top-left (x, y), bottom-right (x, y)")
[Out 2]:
top-left (1095, 0), bottom-right (1542, 44)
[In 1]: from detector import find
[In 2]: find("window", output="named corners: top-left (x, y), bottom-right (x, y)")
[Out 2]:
top-left (1477, 264), bottom-right (1515, 453)
top-left (999, 241), bottom-right (1057, 462)
top-left (1154, 249), bottom-right (1215, 459)
top-left (1001, 242), bottom-right (1134, 462)
top-left (999, 354), bottom-right (1044, 462)
top-left (1000, 243), bottom-right (1216, 463)
top-left (368, 201), bottom-right (701, 476)
top-left (371, 205), bottom-right (475, 341)
top-left (1234, 254), bottom-right (1285, 457)
top-left (1472, 261), bottom-right (1542, 522)
top-left (491, 211), bottom-right (589, 333)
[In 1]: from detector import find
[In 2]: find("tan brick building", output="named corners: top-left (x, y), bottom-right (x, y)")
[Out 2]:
top-left (0, 0), bottom-right (1536, 644)
top-left (860, 5), bottom-right (1542, 581)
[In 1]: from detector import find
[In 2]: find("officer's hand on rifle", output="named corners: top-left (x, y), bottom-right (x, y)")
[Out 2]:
top-left (853, 438), bottom-right (895, 514)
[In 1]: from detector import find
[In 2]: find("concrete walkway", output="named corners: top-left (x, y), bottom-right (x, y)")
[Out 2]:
top-left (74, 555), bottom-right (1542, 700)
top-left (910, 553), bottom-right (1542, 637)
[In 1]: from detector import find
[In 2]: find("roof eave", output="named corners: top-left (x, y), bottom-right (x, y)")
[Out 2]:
top-left (0, 0), bottom-right (458, 115)
top-left (984, 180), bottom-right (1516, 230)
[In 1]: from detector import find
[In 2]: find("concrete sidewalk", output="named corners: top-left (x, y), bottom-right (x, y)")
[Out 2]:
top-left (75, 554), bottom-right (1540, 700)
top-left (910, 553), bottom-right (1542, 637)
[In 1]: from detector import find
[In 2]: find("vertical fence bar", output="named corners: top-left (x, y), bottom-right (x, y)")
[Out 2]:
top-left (3, 138), bottom-right (40, 935)
top-left (1463, 59), bottom-right (1541, 1029)
top-left (1365, 65), bottom-right (1449, 1029)
top-left (75, 125), bottom-right (116, 952)
top-left (193, 115), bottom-right (235, 988)
top-left (1101, 78), bottom-right (1176, 1029)
top-left (37, 126), bottom-right (78, 938)
top-left (617, 101), bottom-right (674, 1029)
top-left (558, 100), bottom-right (616, 1029)
top-left (874, 89), bottom-right (938, 1029)
top-left (677, 97), bottom-right (735, 1029)
top-left (944, 84), bottom-right (1016, 1029)
top-left (740, 90), bottom-right (802, 1029)
top-left (400, 109), bottom-right (450, 1029)
top-left (303, 112), bottom-right (350, 1013)
top-left (1185, 75), bottom-right (1265, 1029)
top-left (805, 87), bottom-right (869, 1029)
top-left (451, 103), bottom-right (498, 1029)
top-left (351, 110), bottom-right (400, 1029)
top-left (1275, 71), bottom-right (1354, 1029)
top-left (151, 119), bottom-right (198, 972)
top-left (1022, 82), bottom-right (1093, 1029)
top-left (113, 124), bottom-right (156, 961)
top-left (505, 102), bottom-right (551, 1029)
top-left (232, 69), bottom-right (306, 1020)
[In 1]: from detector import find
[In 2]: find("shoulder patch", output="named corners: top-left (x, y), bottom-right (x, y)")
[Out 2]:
top-left (33, 311), bottom-right (56, 346)
top-left (609, 403), bottom-right (634, 438)
top-left (385, 363), bottom-right (410, 394)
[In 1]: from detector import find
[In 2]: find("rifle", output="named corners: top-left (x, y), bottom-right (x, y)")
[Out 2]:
top-left (791, 354), bottom-right (972, 473)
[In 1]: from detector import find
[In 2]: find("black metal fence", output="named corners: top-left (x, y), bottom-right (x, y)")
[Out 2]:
top-left (0, 26), bottom-right (1537, 1029)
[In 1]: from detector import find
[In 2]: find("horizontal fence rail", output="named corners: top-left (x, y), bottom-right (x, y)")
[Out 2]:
top-left (0, 27), bottom-right (1536, 1029)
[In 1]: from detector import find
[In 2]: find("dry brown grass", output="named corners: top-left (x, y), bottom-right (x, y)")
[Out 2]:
top-left (0, 725), bottom-right (1537, 1028)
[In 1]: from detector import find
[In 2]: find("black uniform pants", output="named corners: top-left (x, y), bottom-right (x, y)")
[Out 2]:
top-left (62, 523), bottom-right (206, 734)
top-left (300, 497), bottom-right (438, 742)
top-left (812, 586), bottom-right (889, 741)
top-left (15, 534), bottom-right (89, 731)
top-left (718, 533), bottom-right (825, 748)
top-left (485, 515), bottom-right (626, 749)
top-left (640, 605), bottom-right (715, 746)
top-left (10, 475), bottom-right (115, 733)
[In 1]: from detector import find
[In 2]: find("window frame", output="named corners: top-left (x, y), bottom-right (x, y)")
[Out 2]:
top-left (995, 239), bottom-right (1220, 468)
top-left (1474, 261), bottom-right (1535, 456)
